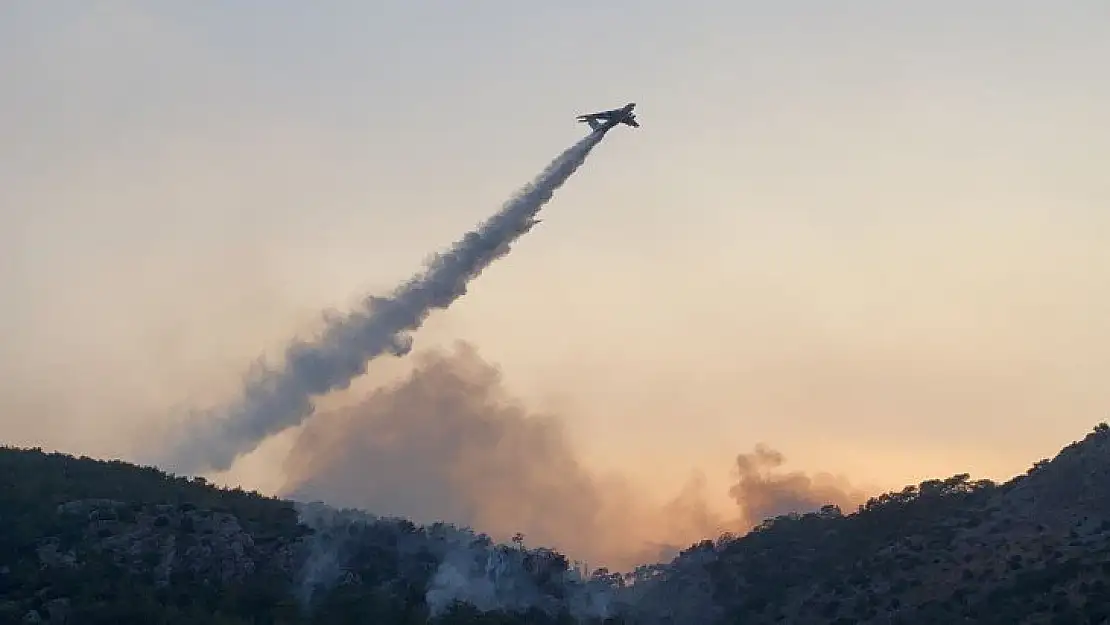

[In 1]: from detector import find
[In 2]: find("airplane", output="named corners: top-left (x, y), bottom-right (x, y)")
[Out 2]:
top-left (576, 102), bottom-right (639, 132)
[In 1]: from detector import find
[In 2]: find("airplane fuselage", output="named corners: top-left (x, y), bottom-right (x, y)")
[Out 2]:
top-left (577, 102), bottom-right (638, 133)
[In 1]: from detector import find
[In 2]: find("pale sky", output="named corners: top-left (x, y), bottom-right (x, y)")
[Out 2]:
top-left (2, 2), bottom-right (1108, 512)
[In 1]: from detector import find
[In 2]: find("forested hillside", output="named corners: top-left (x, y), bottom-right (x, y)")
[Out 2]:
top-left (4, 423), bottom-right (1110, 624)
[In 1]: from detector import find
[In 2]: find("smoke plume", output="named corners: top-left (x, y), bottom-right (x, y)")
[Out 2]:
top-left (730, 444), bottom-right (866, 524)
top-left (162, 131), bottom-right (608, 474)
top-left (280, 342), bottom-right (869, 571)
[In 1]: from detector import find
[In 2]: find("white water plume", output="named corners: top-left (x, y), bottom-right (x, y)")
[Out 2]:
top-left (164, 130), bottom-right (609, 474)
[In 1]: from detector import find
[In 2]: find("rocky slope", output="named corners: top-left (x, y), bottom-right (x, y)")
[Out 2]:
top-left (2, 423), bottom-right (1110, 624)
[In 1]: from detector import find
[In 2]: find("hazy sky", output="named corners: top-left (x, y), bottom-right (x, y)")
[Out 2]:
top-left (2, 1), bottom-right (1108, 513)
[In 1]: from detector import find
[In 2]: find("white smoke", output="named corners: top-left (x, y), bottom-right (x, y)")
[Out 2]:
top-left (290, 500), bottom-right (620, 621)
top-left (425, 546), bottom-right (536, 615)
top-left (423, 538), bottom-right (619, 621)
top-left (163, 130), bottom-right (609, 474)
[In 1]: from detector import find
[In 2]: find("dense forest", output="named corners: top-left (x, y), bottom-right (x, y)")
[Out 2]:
top-left (3, 423), bottom-right (1110, 624)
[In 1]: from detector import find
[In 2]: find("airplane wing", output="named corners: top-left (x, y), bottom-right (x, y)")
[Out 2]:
top-left (578, 109), bottom-right (621, 120)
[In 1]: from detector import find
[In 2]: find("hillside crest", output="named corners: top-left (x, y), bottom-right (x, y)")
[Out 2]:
top-left (2, 422), bottom-right (1108, 624)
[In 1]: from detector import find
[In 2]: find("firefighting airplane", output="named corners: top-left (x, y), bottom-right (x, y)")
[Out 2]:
top-left (576, 102), bottom-right (639, 132)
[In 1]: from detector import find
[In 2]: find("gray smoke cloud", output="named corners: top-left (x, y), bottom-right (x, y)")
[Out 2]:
top-left (280, 342), bottom-right (871, 573)
top-left (729, 444), bottom-right (866, 524)
top-left (162, 130), bottom-right (608, 474)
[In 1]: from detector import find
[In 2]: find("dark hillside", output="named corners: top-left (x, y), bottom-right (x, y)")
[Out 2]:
top-left (620, 423), bottom-right (1110, 624)
top-left (0, 446), bottom-right (614, 624)
top-left (2, 424), bottom-right (1110, 624)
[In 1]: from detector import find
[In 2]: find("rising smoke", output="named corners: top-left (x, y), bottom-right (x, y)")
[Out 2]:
top-left (162, 130), bottom-right (608, 475)
top-left (729, 443), bottom-right (865, 524)
top-left (281, 342), bottom-right (868, 572)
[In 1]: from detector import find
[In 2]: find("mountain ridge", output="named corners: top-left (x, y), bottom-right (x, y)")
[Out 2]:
top-left (2, 422), bottom-right (1108, 624)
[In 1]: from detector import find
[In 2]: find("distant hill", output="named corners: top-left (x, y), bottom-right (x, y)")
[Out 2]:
top-left (2, 423), bottom-right (1109, 624)
top-left (622, 422), bottom-right (1110, 625)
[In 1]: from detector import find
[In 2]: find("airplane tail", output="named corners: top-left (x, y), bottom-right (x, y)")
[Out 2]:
top-left (585, 118), bottom-right (602, 131)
